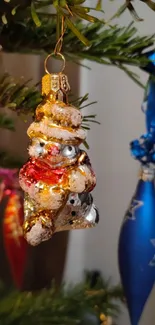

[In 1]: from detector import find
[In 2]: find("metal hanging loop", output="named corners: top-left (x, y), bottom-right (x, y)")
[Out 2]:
top-left (44, 52), bottom-right (66, 74)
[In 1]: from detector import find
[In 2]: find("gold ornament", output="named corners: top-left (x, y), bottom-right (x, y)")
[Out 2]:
top-left (19, 53), bottom-right (99, 246)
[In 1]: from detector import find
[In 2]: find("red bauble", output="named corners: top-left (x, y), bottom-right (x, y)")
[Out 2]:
top-left (0, 168), bottom-right (28, 289)
top-left (3, 191), bottom-right (27, 289)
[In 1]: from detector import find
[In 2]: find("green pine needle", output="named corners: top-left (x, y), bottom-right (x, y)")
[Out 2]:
top-left (0, 13), bottom-right (154, 85)
top-left (0, 272), bottom-right (124, 325)
top-left (109, 0), bottom-right (155, 21)
top-left (0, 73), bottom-right (99, 129)
top-left (0, 113), bottom-right (15, 131)
top-left (0, 74), bottom-right (42, 114)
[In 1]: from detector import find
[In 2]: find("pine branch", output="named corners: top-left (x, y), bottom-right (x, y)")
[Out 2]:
top-left (0, 272), bottom-right (123, 325)
top-left (0, 74), bottom-right (42, 114)
top-left (0, 0), bottom-right (103, 47)
top-left (0, 113), bottom-right (15, 131)
top-left (109, 0), bottom-right (155, 22)
top-left (1, 1), bottom-right (155, 28)
top-left (0, 16), bottom-right (154, 84)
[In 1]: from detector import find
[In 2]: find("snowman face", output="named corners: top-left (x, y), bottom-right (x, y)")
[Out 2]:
top-left (28, 138), bottom-right (80, 167)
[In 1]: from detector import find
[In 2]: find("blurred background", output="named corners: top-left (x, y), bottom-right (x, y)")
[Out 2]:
top-left (1, 1), bottom-right (155, 324)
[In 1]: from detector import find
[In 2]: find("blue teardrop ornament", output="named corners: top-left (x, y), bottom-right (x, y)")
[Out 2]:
top-left (145, 80), bottom-right (155, 134)
top-left (118, 167), bottom-right (155, 325)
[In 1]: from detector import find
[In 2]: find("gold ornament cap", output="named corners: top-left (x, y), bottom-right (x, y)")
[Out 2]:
top-left (42, 73), bottom-right (70, 103)
top-left (139, 166), bottom-right (155, 181)
top-left (42, 52), bottom-right (70, 103)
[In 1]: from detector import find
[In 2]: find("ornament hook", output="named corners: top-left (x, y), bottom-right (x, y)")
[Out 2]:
top-left (44, 52), bottom-right (66, 74)
top-left (44, 16), bottom-right (66, 75)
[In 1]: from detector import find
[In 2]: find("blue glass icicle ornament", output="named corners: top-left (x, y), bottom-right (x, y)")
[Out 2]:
top-left (141, 50), bottom-right (155, 77)
top-left (142, 50), bottom-right (155, 133)
top-left (118, 167), bottom-right (155, 325)
top-left (143, 78), bottom-right (155, 134)
top-left (118, 50), bottom-right (155, 325)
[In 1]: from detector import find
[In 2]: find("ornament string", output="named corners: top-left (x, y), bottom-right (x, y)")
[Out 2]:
top-left (44, 16), bottom-right (66, 74)
top-left (54, 15), bottom-right (65, 55)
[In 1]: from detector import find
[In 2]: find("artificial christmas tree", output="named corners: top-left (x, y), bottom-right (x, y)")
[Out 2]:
top-left (0, 0), bottom-right (155, 323)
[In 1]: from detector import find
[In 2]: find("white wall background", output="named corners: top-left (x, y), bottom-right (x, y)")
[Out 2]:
top-left (63, 1), bottom-right (155, 324)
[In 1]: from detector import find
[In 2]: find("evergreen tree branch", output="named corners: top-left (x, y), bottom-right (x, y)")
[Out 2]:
top-left (1, 1), bottom-right (155, 28)
top-left (0, 113), bottom-right (15, 131)
top-left (0, 74), bottom-right (42, 115)
top-left (109, 0), bottom-right (155, 21)
top-left (0, 272), bottom-right (123, 325)
top-left (0, 0), bottom-right (103, 45)
top-left (0, 18), bottom-right (154, 84)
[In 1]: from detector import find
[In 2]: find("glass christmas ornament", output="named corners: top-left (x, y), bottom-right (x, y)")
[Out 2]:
top-left (19, 61), bottom-right (99, 246)
top-left (118, 167), bottom-right (155, 325)
top-left (0, 168), bottom-right (27, 289)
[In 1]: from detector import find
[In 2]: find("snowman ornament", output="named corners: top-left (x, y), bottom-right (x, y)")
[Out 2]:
top-left (19, 72), bottom-right (99, 246)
